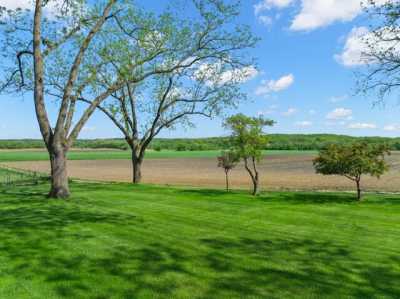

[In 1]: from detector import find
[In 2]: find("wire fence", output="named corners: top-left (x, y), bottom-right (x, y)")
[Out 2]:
top-left (0, 166), bottom-right (49, 186)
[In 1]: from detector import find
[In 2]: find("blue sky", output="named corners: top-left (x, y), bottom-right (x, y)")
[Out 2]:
top-left (1, 0), bottom-right (399, 139)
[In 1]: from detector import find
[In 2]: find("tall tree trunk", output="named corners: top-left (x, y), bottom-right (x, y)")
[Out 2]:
top-left (48, 145), bottom-right (70, 199)
top-left (131, 149), bottom-right (143, 184)
top-left (252, 176), bottom-right (259, 196)
top-left (244, 157), bottom-right (260, 196)
top-left (251, 157), bottom-right (260, 196)
top-left (356, 179), bottom-right (362, 201)
top-left (225, 169), bottom-right (229, 192)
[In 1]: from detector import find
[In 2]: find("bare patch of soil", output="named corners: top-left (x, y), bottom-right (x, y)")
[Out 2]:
top-left (3, 153), bottom-right (400, 192)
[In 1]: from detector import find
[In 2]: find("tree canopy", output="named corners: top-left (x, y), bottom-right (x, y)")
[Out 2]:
top-left (224, 114), bottom-right (275, 195)
top-left (313, 142), bottom-right (390, 200)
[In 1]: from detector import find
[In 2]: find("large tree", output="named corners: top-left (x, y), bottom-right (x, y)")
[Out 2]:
top-left (358, 0), bottom-right (400, 100)
top-left (77, 0), bottom-right (257, 183)
top-left (0, 0), bottom-right (255, 197)
top-left (0, 0), bottom-right (121, 198)
top-left (224, 114), bottom-right (274, 196)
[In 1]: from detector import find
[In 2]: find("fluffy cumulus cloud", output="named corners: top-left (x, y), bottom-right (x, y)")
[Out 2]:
top-left (255, 74), bottom-right (294, 96)
top-left (347, 123), bottom-right (377, 129)
top-left (295, 121), bottom-right (312, 127)
top-left (255, 0), bottom-right (389, 31)
top-left (335, 27), bottom-right (372, 67)
top-left (335, 26), bottom-right (400, 67)
top-left (290, 0), bottom-right (362, 31)
top-left (326, 108), bottom-right (353, 120)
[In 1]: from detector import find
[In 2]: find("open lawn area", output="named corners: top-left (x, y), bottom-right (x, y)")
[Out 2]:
top-left (0, 181), bottom-right (399, 298)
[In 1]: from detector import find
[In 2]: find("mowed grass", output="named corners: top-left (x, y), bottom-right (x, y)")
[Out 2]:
top-left (0, 149), bottom-right (316, 162)
top-left (0, 181), bottom-right (399, 298)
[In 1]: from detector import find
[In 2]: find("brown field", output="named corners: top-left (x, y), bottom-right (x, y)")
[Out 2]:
top-left (3, 152), bottom-right (400, 192)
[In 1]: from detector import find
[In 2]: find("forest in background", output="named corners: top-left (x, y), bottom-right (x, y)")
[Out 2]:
top-left (1, 134), bottom-right (400, 151)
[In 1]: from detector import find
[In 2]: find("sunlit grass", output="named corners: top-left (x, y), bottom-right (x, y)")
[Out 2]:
top-left (0, 181), bottom-right (399, 298)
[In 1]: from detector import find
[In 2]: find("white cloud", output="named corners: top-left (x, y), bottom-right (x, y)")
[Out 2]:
top-left (195, 63), bottom-right (258, 86)
top-left (0, 0), bottom-right (85, 17)
top-left (326, 108), bottom-right (353, 120)
top-left (254, 0), bottom-right (293, 26)
top-left (384, 124), bottom-right (400, 131)
top-left (309, 109), bottom-right (316, 115)
top-left (348, 122), bottom-right (377, 129)
top-left (290, 0), bottom-right (389, 31)
top-left (255, 0), bottom-right (389, 32)
top-left (221, 66), bottom-right (259, 84)
top-left (330, 95), bottom-right (348, 103)
top-left (254, 0), bottom-right (294, 15)
top-left (335, 27), bottom-right (372, 67)
top-left (335, 26), bottom-right (400, 67)
top-left (295, 121), bottom-right (312, 127)
top-left (290, 0), bottom-right (362, 31)
top-left (282, 107), bottom-right (297, 116)
top-left (0, 0), bottom-right (33, 10)
top-left (255, 74), bottom-right (294, 96)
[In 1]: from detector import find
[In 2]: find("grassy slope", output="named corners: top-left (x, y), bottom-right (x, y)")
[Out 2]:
top-left (0, 150), bottom-right (316, 162)
top-left (0, 182), bottom-right (399, 298)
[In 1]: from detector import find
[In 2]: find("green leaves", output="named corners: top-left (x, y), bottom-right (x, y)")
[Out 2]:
top-left (224, 113), bottom-right (275, 161)
top-left (314, 142), bottom-right (390, 181)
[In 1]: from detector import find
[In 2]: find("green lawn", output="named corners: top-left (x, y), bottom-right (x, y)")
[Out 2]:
top-left (0, 181), bottom-right (399, 298)
top-left (0, 149), bottom-right (316, 162)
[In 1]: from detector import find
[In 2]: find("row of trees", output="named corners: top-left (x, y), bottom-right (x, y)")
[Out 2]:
top-left (0, 0), bottom-right (398, 199)
top-left (0, 0), bottom-right (257, 198)
top-left (3, 134), bottom-right (400, 151)
top-left (217, 115), bottom-right (390, 200)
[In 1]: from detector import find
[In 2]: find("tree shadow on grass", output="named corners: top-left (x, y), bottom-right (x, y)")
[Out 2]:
top-left (270, 192), bottom-right (358, 204)
top-left (179, 188), bottom-right (361, 204)
top-left (178, 188), bottom-right (245, 198)
top-left (198, 237), bottom-right (400, 298)
top-left (0, 184), bottom-right (399, 298)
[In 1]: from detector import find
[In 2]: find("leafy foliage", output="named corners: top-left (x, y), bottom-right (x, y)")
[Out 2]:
top-left (224, 114), bottom-right (274, 161)
top-left (313, 142), bottom-right (390, 199)
top-left (224, 114), bottom-right (275, 195)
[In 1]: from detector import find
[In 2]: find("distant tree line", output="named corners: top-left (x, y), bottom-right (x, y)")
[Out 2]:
top-left (2, 134), bottom-right (400, 151)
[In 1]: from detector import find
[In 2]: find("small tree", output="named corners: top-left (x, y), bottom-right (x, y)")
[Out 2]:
top-left (217, 151), bottom-right (239, 192)
top-left (224, 114), bottom-right (275, 196)
top-left (313, 142), bottom-right (390, 200)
